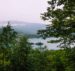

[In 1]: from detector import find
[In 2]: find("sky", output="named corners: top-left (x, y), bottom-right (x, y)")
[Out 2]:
top-left (0, 0), bottom-right (48, 25)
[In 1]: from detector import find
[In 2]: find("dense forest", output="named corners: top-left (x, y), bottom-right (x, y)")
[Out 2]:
top-left (0, 24), bottom-right (75, 71)
top-left (0, 0), bottom-right (75, 71)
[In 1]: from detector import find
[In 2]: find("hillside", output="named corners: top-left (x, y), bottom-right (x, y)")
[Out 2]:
top-left (0, 21), bottom-right (46, 38)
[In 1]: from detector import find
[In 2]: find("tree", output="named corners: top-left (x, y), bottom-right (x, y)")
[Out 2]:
top-left (38, 1), bottom-right (75, 70)
top-left (10, 36), bottom-right (31, 71)
top-left (27, 46), bottom-right (51, 71)
top-left (38, 0), bottom-right (75, 48)
top-left (0, 22), bottom-right (17, 71)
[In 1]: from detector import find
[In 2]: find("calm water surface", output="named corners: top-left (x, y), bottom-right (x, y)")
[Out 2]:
top-left (28, 38), bottom-right (60, 50)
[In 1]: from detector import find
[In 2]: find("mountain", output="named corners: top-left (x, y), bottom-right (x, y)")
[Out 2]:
top-left (10, 21), bottom-right (46, 37)
top-left (0, 21), bottom-right (46, 37)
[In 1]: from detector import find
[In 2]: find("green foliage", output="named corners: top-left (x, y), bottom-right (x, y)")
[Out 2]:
top-left (10, 36), bottom-right (31, 71)
top-left (0, 20), bottom-right (75, 71)
top-left (0, 24), bottom-right (66, 71)
top-left (0, 23), bottom-right (17, 71)
top-left (38, 0), bottom-right (75, 48)
top-left (37, 0), bottom-right (75, 71)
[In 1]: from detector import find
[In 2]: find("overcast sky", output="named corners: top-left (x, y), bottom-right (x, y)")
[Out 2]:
top-left (0, 0), bottom-right (48, 25)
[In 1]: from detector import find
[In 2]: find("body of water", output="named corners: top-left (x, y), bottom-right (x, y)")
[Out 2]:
top-left (28, 38), bottom-right (60, 50)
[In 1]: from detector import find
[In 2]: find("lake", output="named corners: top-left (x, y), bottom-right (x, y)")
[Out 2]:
top-left (28, 38), bottom-right (60, 50)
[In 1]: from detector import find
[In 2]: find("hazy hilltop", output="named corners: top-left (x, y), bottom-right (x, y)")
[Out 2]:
top-left (11, 21), bottom-right (46, 35)
top-left (0, 21), bottom-right (46, 37)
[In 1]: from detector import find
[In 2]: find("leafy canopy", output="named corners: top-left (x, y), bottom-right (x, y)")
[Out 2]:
top-left (38, 0), bottom-right (75, 48)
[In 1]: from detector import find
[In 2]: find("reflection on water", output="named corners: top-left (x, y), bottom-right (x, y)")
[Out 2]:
top-left (28, 38), bottom-right (60, 50)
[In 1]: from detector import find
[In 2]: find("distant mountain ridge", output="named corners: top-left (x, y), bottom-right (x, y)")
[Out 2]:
top-left (0, 21), bottom-right (46, 37)
top-left (11, 21), bottom-right (46, 35)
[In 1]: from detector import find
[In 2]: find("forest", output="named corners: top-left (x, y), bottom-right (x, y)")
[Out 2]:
top-left (0, 0), bottom-right (75, 71)
top-left (0, 24), bottom-right (75, 71)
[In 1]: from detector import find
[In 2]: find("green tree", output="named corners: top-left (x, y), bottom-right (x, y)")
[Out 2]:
top-left (38, 0), bottom-right (75, 48)
top-left (10, 36), bottom-right (31, 71)
top-left (0, 23), bottom-right (17, 71)
top-left (29, 47), bottom-right (51, 71)
top-left (38, 0), bottom-right (75, 70)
